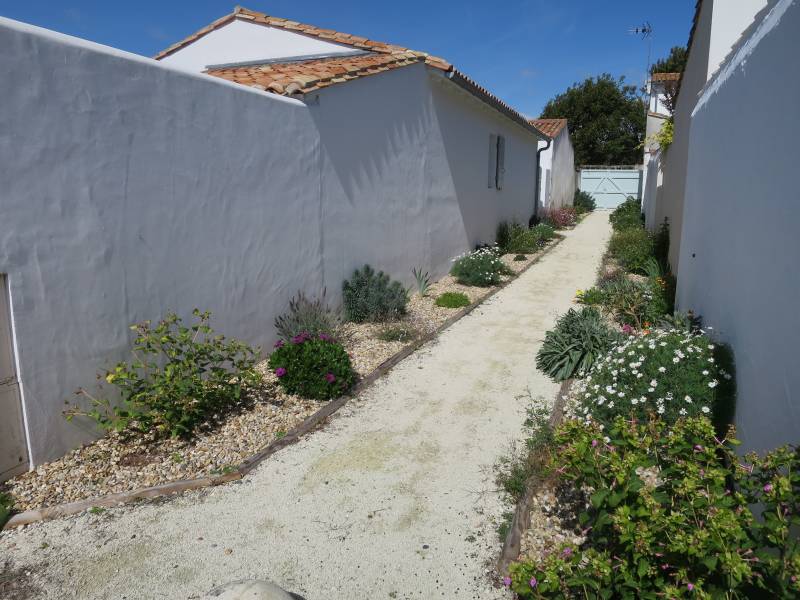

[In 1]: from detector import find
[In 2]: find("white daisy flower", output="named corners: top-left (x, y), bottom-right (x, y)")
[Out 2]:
top-left (701, 406), bottom-right (710, 414)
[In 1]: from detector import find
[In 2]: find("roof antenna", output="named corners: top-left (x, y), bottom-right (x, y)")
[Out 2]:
top-left (629, 22), bottom-right (654, 106)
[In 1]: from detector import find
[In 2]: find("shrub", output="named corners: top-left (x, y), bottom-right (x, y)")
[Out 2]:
top-left (342, 265), bottom-right (408, 323)
top-left (376, 325), bottom-right (417, 343)
top-left (571, 328), bottom-right (729, 429)
top-left (609, 227), bottom-right (654, 273)
top-left (450, 248), bottom-right (512, 287)
top-left (508, 417), bottom-right (800, 599)
top-left (536, 308), bottom-right (621, 382)
top-left (609, 197), bottom-right (643, 231)
top-left (575, 286), bottom-right (605, 306)
top-left (268, 333), bottom-right (355, 400)
top-left (506, 223), bottom-right (543, 254)
top-left (597, 274), bottom-right (669, 328)
top-left (573, 190), bottom-right (596, 214)
top-left (541, 207), bottom-right (577, 229)
top-left (274, 290), bottom-right (340, 341)
top-left (496, 221), bottom-right (512, 253)
top-left (653, 219), bottom-right (670, 271)
top-left (532, 223), bottom-right (556, 242)
top-left (514, 254), bottom-right (527, 261)
top-left (66, 310), bottom-right (260, 438)
top-left (435, 291), bottom-right (471, 308)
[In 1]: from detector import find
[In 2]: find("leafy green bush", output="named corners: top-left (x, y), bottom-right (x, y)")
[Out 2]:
top-left (450, 248), bottom-right (512, 287)
top-left (66, 310), bottom-right (260, 438)
top-left (268, 333), bottom-right (355, 400)
top-left (506, 224), bottom-right (543, 254)
top-left (571, 328), bottom-right (729, 429)
top-left (597, 274), bottom-right (669, 328)
top-left (514, 254), bottom-right (527, 261)
top-left (342, 265), bottom-right (408, 323)
top-left (274, 290), bottom-right (340, 341)
top-left (575, 286), bottom-right (606, 306)
top-left (536, 308), bottom-right (621, 382)
top-left (376, 325), bottom-right (417, 342)
top-left (609, 197), bottom-right (643, 231)
top-left (573, 190), bottom-right (596, 214)
top-left (435, 291), bottom-right (471, 308)
top-left (496, 221), bottom-right (513, 253)
top-left (532, 223), bottom-right (556, 242)
top-left (508, 417), bottom-right (800, 599)
top-left (609, 227), bottom-right (654, 273)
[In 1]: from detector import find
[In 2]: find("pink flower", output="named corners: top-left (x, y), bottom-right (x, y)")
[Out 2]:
top-left (694, 444), bottom-right (703, 451)
top-left (325, 372), bottom-right (336, 383)
top-left (591, 439), bottom-right (598, 448)
top-left (275, 367), bottom-right (287, 377)
top-left (502, 576), bottom-right (511, 587)
top-left (622, 324), bottom-right (633, 334)
top-left (687, 582), bottom-right (694, 591)
top-left (764, 484), bottom-right (774, 493)
top-left (562, 547), bottom-right (573, 557)
top-left (529, 577), bottom-right (538, 588)
top-left (274, 339), bottom-right (285, 348)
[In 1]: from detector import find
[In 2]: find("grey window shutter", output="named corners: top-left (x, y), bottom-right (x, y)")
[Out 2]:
top-left (488, 134), bottom-right (497, 188)
top-left (496, 135), bottom-right (506, 190)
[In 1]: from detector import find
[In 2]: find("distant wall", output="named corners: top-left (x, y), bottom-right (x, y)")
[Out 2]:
top-left (676, 0), bottom-right (800, 453)
top-left (535, 129), bottom-right (574, 212)
top-left (0, 18), bottom-right (541, 466)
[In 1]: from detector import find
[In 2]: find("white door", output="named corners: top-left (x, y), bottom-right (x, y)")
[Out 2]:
top-left (0, 275), bottom-right (28, 481)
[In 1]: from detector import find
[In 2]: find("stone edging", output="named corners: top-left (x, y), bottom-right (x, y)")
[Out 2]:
top-left (496, 378), bottom-right (573, 577)
top-left (3, 236), bottom-right (567, 530)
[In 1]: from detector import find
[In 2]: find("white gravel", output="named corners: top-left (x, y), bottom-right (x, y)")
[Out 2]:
top-left (0, 212), bottom-right (611, 600)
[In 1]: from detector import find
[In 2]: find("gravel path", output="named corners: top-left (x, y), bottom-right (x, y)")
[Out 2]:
top-left (1, 212), bottom-right (611, 600)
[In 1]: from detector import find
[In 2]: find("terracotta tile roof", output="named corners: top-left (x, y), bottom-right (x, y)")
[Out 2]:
top-left (530, 118), bottom-right (567, 138)
top-left (207, 51), bottom-right (425, 95)
top-left (155, 6), bottom-right (545, 139)
top-left (650, 72), bottom-right (681, 82)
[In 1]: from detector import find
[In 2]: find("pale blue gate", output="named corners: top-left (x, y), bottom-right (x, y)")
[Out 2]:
top-left (579, 168), bottom-right (643, 209)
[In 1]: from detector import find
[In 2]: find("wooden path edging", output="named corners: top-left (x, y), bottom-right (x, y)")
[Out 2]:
top-left (496, 378), bottom-right (573, 577)
top-left (4, 236), bottom-right (566, 530)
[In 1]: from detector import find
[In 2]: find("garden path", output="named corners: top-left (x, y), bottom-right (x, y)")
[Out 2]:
top-left (2, 211), bottom-right (611, 600)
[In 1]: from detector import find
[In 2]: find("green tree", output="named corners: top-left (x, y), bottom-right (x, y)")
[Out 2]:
top-left (540, 74), bottom-right (645, 166)
top-left (650, 46), bottom-right (688, 74)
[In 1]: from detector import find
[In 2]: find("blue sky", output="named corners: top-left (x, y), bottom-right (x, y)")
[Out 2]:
top-left (0, 0), bottom-right (695, 116)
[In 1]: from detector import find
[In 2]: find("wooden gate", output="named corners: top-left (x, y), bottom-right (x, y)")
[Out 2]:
top-left (0, 275), bottom-right (29, 481)
top-left (579, 167), bottom-right (643, 209)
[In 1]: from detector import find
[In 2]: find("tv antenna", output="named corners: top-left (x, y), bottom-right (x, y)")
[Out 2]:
top-left (629, 22), bottom-right (654, 106)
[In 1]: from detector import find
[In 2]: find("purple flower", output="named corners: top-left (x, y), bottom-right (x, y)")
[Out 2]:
top-left (562, 547), bottom-right (573, 558)
top-left (325, 372), bottom-right (336, 383)
top-left (764, 483), bottom-right (774, 493)
top-left (275, 367), bottom-right (287, 378)
top-left (502, 576), bottom-right (511, 588)
top-left (274, 339), bottom-right (285, 348)
top-left (694, 444), bottom-right (703, 452)
top-left (687, 583), bottom-right (695, 592)
top-left (291, 334), bottom-right (304, 344)
top-left (529, 577), bottom-right (538, 589)
top-left (318, 333), bottom-right (333, 342)
top-left (622, 324), bottom-right (633, 334)
top-left (591, 439), bottom-right (598, 448)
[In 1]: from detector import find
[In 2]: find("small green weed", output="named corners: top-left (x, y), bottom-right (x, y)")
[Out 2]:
top-left (435, 292), bottom-right (471, 308)
top-left (376, 325), bottom-right (418, 343)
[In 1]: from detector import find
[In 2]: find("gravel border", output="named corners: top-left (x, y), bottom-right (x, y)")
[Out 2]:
top-left (3, 237), bottom-right (565, 530)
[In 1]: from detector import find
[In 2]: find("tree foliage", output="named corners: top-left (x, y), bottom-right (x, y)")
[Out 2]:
top-left (540, 74), bottom-right (645, 166)
top-left (650, 46), bottom-right (688, 74)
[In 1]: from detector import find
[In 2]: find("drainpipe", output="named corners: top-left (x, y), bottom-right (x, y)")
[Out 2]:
top-left (533, 137), bottom-right (552, 222)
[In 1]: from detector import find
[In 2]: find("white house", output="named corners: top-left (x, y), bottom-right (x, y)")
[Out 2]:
top-left (643, 0), bottom-right (799, 453)
top-left (530, 119), bottom-right (575, 212)
top-left (641, 73), bottom-right (677, 228)
top-left (0, 8), bottom-right (547, 474)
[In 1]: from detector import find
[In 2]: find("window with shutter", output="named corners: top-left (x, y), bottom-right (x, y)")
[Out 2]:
top-left (488, 134), bottom-right (497, 189)
top-left (496, 135), bottom-right (505, 190)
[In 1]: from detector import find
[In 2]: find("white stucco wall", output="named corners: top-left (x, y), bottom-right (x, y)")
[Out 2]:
top-left (676, 0), bottom-right (799, 453)
top-left (0, 18), bottom-right (541, 466)
top-left (158, 19), bottom-right (361, 71)
top-left (535, 129), bottom-right (575, 212)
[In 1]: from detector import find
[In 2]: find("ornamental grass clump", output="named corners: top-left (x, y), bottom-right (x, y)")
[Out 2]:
top-left (505, 223), bottom-right (543, 254)
top-left (342, 264), bottom-right (408, 323)
top-left (507, 416), bottom-right (800, 599)
top-left (268, 332), bottom-right (355, 400)
top-left (536, 307), bottom-right (621, 382)
top-left (572, 328), bottom-right (731, 430)
top-left (65, 310), bottom-right (260, 439)
top-left (274, 290), bottom-right (340, 341)
top-left (450, 247), bottom-right (512, 287)
top-left (532, 223), bottom-right (556, 242)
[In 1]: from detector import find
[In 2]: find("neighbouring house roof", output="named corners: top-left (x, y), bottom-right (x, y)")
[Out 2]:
top-left (155, 6), bottom-right (547, 139)
top-left (650, 72), bottom-right (681, 82)
top-left (530, 118), bottom-right (568, 138)
top-left (207, 51), bottom-right (425, 95)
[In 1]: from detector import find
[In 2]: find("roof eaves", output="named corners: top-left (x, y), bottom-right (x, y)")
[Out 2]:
top-left (444, 69), bottom-right (548, 140)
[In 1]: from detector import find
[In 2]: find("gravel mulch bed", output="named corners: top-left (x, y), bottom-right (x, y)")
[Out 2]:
top-left (1, 243), bottom-right (557, 515)
top-left (519, 481), bottom-right (588, 563)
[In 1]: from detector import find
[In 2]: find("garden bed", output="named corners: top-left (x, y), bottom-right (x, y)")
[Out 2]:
top-left (2, 238), bottom-right (564, 521)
